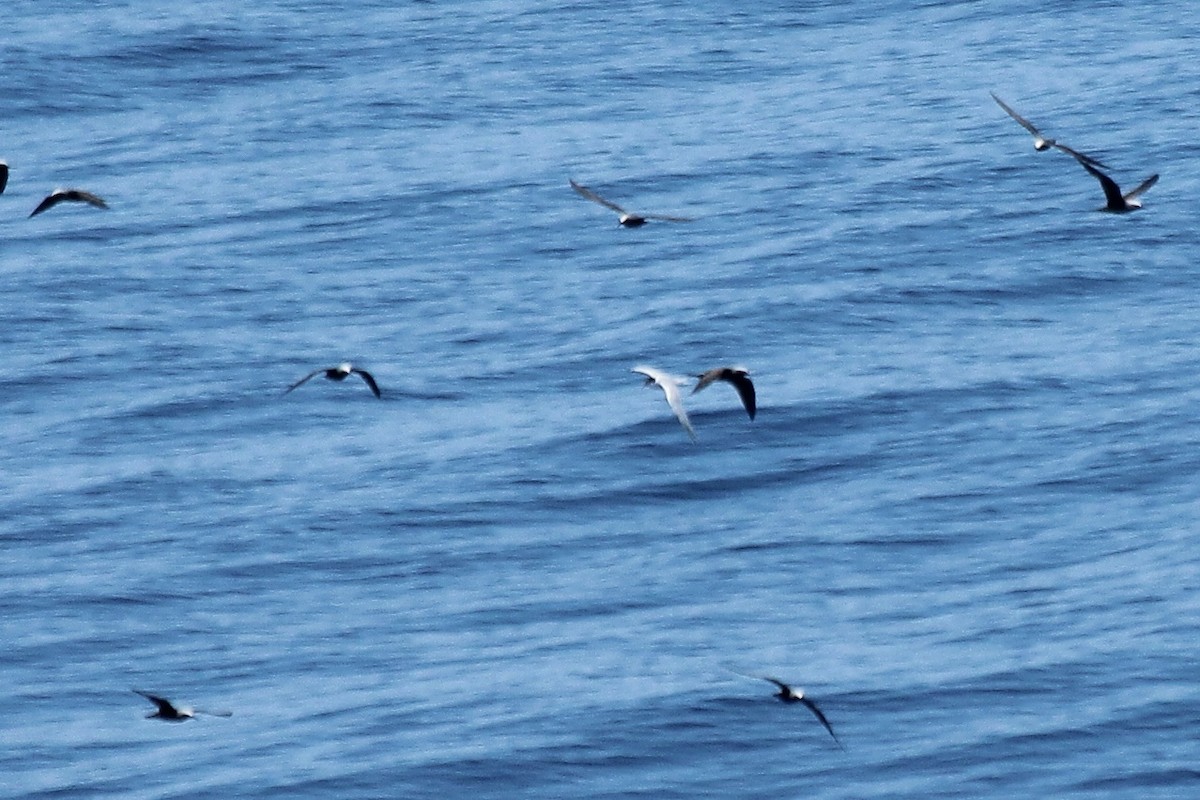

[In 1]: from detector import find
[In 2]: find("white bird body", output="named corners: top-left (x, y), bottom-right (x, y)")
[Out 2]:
top-left (632, 365), bottom-right (696, 441)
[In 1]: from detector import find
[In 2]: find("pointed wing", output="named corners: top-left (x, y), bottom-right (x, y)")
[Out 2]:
top-left (692, 368), bottom-right (723, 394)
top-left (132, 689), bottom-right (176, 716)
top-left (726, 372), bottom-right (756, 420)
top-left (761, 676), bottom-right (791, 693)
top-left (66, 189), bottom-right (108, 209)
top-left (632, 365), bottom-right (667, 384)
top-left (283, 369), bottom-right (323, 395)
top-left (29, 193), bottom-right (63, 218)
top-left (352, 368), bottom-right (382, 398)
top-left (990, 92), bottom-right (1042, 137)
top-left (724, 371), bottom-right (753, 419)
top-left (1123, 173), bottom-right (1158, 203)
top-left (660, 381), bottom-right (697, 441)
top-left (800, 696), bottom-right (844, 749)
top-left (694, 368), bottom-right (756, 419)
top-left (569, 179), bottom-right (628, 215)
top-left (632, 366), bottom-right (696, 440)
top-left (1050, 142), bottom-right (1109, 171)
top-left (1078, 161), bottom-right (1125, 209)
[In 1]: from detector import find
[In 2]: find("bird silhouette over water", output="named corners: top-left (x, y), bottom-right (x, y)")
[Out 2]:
top-left (0, 160), bottom-right (8, 194)
top-left (730, 672), bottom-right (843, 749)
top-left (632, 365), bottom-right (696, 441)
top-left (1070, 156), bottom-right (1158, 213)
top-left (133, 690), bottom-right (232, 722)
top-left (570, 179), bottom-right (692, 227)
top-left (693, 366), bottom-right (756, 420)
top-left (284, 363), bottom-right (381, 398)
top-left (29, 188), bottom-right (108, 218)
top-left (990, 92), bottom-right (1109, 169)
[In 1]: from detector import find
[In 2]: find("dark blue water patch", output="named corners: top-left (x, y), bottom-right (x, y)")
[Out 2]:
top-left (1074, 769), bottom-right (1200, 797)
top-left (88, 28), bottom-right (344, 102)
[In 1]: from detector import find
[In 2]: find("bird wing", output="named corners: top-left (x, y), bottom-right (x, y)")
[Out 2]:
top-left (727, 372), bottom-right (757, 420)
top-left (761, 676), bottom-right (790, 693)
top-left (0, 162), bottom-right (8, 194)
top-left (1050, 142), bottom-right (1109, 171)
top-left (351, 368), bottom-right (382, 398)
top-left (283, 369), bottom-right (323, 395)
top-left (694, 368), bottom-right (756, 419)
top-left (633, 366), bottom-right (696, 440)
top-left (1079, 161), bottom-right (1125, 209)
top-left (132, 689), bottom-right (176, 715)
top-left (800, 696), bottom-right (844, 749)
top-left (67, 189), bottom-right (108, 209)
top-left (1123, 173), bottom-right (1159, 203)
top-left (570, 179), bottom-right (628, 215)
top-left (990, 92), bottom-right (1042, 137)
top-left (660, 380), bottom-right (697, 441)
top-left (692, 369), bottom-right (722, 394)
top-left (632, 365), bottom-right (669, 384)
top-left (29, 193), bottom-right (63, 218)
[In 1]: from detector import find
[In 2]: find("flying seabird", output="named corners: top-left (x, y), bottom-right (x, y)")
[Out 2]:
top-left (569, 179), bottom-right (692, 227)
top-left (0, 161), bottom-right (8, 194)
top-left (1073, 158), bottom-right (1158, 213)
top-left (731, 673), bottom-right (843, 748)
top-left (990, 92), bottom-right (1109, 168)
top-left (284, 363), bottom-right (381, 398)
top-left (693, 366), bottom-right (756, 420)
top-left (133, 690), bottom-right (232, 722)
top-left (29, 188), bottom-right (108, 218)
top-left (632, 365), bottom-right (696, 441)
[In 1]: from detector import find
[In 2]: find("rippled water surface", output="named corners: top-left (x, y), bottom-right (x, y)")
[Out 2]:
top-left (3, 1), bottom-right (1199, 798)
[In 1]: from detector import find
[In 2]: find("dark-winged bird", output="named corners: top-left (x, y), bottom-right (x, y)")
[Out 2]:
top-left (728, 671), bottom-right (843, 749)
top-left (693, 366), bottom-right (756, 420)
top-left (1074, 159), bottom-right (1158, 213)
top-left (29, 188), bottom-right (108, 217)
top-left (0, 160), bottom-right (8, 194)
top-left (569, 179), bottom-right (692, 227)
top-left (133, 690), bottom-right (232, 722)
top-left (761, 678), bottom-right (843, 749)
top-left (283, 363), bottom-right (381, 398)
top-left (990, 92), bottom-right (1108, 168)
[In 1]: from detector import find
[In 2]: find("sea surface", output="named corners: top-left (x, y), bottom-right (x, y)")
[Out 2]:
top-left (2, 1), bottom-right (1198, 798)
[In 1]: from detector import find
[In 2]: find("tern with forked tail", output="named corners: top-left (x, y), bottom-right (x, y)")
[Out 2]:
top-left (133, 690), bottom-right (232, 722)
top-left (1071, 156), bottom-right (1158, 213)
top-left (570, 179), bottom-right (692, 227)
top-left (284, 363), bottom-right (381, 398)
top-left (990, 93), bottom-right (1108, 169)
top-left (729, 672), bottom-right (843, 749)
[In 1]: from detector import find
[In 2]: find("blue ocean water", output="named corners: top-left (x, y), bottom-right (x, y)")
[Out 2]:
top-left (2, 1), bottom-right (1198, 797)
